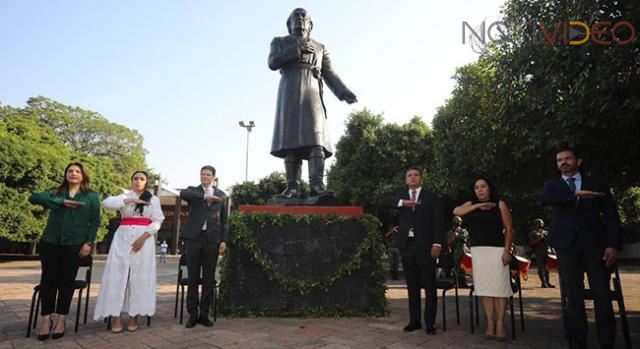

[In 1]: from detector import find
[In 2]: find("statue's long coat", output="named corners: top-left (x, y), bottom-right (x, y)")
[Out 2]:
top-left (268, 35), bottom-right (351, 159)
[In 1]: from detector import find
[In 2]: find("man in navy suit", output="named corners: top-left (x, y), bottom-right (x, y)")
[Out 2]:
top-left (541, 148), bottom-right (622, 348)
top-left (381, 167), bottom-right (444, 335)
top-left (180, 165), bottom-right (228, 328)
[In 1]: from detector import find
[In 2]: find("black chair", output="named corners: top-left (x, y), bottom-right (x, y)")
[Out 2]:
top-left (559, 264), bottom-right (631, 349)
top-left (468, 256), bottom-right (525, 340)
top-left (435, 254), bottom-right (460, 331)
top-left (174, 254), bottom-right (219, 324)
top-left (26, 255), bottom-right (93, 337)
top-left (509, 265), bottom-right (525, 339)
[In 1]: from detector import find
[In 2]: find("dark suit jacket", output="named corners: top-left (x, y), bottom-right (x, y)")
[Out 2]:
top-left (380, 189), bottom-right (445, 250)
top-left (540, 176), bottom-right (622, 250)
top-left (180, 186), bottom-right (229, 243)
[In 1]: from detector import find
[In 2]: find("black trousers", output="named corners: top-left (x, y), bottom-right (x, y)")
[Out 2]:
top-left (557, 238), bottom-right (615, 348)
top-left (534, 247), bottom-right (550, 285)
top-left (39, 241), bottom-right (82, 316)
top-left (184, 233), bottom-right (219, 319)
top-left (400, 238), bottom-right (437, 326)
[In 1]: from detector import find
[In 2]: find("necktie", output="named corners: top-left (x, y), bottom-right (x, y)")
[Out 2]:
top-left (411, 190), bottom-right (417, 201)
top-left (566, 177), bottom-right (576, 193)
top-left (567, 178), bottom-right (579, 205)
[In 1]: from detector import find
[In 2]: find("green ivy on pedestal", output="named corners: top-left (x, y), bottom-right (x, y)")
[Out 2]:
top-left (218, 212), bottom-right (388, 317)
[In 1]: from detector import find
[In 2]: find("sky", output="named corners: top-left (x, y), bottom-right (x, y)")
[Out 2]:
top-left (0, 0), bottom-right (504, 191)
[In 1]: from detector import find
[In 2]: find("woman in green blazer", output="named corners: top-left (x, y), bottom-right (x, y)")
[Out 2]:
top-left (28, 162), bottom-right (100, 340)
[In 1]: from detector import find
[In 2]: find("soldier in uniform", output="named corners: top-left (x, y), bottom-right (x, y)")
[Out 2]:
top-left (445, 216), bottom-right (469, 285)
top-left (528, 219), bottom-right (555, 288)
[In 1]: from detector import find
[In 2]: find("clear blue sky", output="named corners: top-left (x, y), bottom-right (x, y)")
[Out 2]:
top-left (0, 0), bottom-right (504, 190)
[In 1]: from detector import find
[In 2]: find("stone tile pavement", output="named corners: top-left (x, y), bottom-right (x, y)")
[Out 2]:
top-left (0, 257), bottom-right (637, 348)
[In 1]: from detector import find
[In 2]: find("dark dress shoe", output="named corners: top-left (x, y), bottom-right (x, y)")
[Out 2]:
top-left (426, 326), bottom-right (437, 335)
top-left (546, 283), bottom-right (556, 288)
top-left (51, 321), bottom-right (65, 340)
top-left (403, 322), bottom-right (421, 332)
top-left (185, 316), bottom-right (198, 328)
top-left (199, 316), bottom-right (214, 327)
top-left (37, 319), bottom-right (52, 341)
top-left (541, 283), bottom-right (548, 288)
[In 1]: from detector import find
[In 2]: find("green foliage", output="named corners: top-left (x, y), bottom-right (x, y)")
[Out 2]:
top-left (0, 97), bottom-right (150, 244)
top-left (618, 187), bottom-right (640, 243)
top-left (328, 109), bottom-right (435, 213)
top-left (218, 212), bottom-right (388, 317)
top-left (229, 171), bottom-right (309, 209)
top-left (430, 0), bottom-right (640, 240)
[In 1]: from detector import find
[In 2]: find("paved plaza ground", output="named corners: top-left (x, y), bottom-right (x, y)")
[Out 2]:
top-left (1, 257), bottom-right (638, 348)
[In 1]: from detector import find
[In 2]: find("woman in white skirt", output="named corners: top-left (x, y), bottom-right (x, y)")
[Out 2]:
top-left (453, 177), bottom-right (513, 341)
top-left (94, 171), bottom-right (165, 332)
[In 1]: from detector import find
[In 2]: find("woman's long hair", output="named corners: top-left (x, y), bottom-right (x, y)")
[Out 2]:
top-left (53, 162), bottom-right (90, 195)
top-left (131, 170), bottom-right (153, 216)
top-left (468, 176), bottom-right (500, 204)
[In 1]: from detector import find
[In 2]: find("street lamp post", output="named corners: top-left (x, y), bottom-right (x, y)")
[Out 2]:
top-left (238, 121), bottom-right (255, 182)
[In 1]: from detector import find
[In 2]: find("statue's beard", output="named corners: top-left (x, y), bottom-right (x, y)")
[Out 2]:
top-left (292, 26), bottom-right (309, 37)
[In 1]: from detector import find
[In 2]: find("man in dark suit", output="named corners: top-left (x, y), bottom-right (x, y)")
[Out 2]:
top-left (541, 148), bottom-right (622, 348)
top-left (180, 165), bottom-right (228, 328)
top-left (381, 167), bottom-right (444, 335)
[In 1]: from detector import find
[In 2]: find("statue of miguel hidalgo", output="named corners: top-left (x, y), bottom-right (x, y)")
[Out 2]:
top-left (268, 8), bottom-right (357, 199)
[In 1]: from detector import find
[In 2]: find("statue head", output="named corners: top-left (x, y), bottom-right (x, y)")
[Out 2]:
top-left (287, 8), bottom-right (313, 35)
top-left (533, 218), bottom-right (544, 228)
top-left (452, 216), bottom-right (462, 227)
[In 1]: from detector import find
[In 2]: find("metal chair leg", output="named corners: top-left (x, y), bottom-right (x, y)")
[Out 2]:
top-left (510, 296), bottom-right (516, 340)
top-left (75, 288), bottom-right (83, 333)
top-left (33, 292), bottom-right (40, 330)
top-left (442, 289), bottom-right (447, 332)
top-left (179, 285), bottom-right (185, 324)
top-left (469, 289), bottom-right (474, 334)
top-left (475, 296), bottom-right (479, 325)
top-left (26, 289), bottom-right (38, 337)
top-left (84, 277), bottom-right (91, 324)
top-left (613, 276), bottom-right (631, 349)
top-left (174, 281), bottom-right (180, 318)
top-left (518, 283), bottom-right (525, 332)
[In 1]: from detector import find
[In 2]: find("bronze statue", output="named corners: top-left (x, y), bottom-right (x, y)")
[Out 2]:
top-left (269, 8), bottom-right (357, 199)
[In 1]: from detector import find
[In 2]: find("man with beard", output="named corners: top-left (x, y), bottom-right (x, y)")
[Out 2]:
top-left (541, 148), bottom-right (622, 348)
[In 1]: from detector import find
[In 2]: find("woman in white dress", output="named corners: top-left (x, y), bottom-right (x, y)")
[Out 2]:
top-left (94, 171), bottom-right (165, 332)
top-left (453, 177), bottom-right (513, 341)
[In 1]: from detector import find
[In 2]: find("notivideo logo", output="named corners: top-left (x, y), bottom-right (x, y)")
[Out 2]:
top-left (462, 19), bottom-right (637, 50)
top-left (538, 20), bottom-right (636, 45)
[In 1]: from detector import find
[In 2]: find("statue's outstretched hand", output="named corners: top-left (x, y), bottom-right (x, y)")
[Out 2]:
top-left (340, 91), bottom-right (357, 104)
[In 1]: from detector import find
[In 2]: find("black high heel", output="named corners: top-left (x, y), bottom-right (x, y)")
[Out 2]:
top-left (37, 319), bottom-right (52, 341)
top-left (51, 321), bottom-right (65, 340)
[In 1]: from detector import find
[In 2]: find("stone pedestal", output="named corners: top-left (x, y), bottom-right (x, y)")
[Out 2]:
top-left (218, 206), bottom-right (386, 317)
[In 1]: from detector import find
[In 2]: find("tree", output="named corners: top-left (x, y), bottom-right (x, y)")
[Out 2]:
top-left (430, 0), bottom-right (640, 241)
top-left (26, 96), bottom-right (148, 183)
top-left (328, 109), bottom-right (436, 214)
top-left (229, 172), bottom-right (310, 210)
top-left (0, 105), bottom-right (72, 243)
top-left (0, 98), bottom-right (151, 247)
